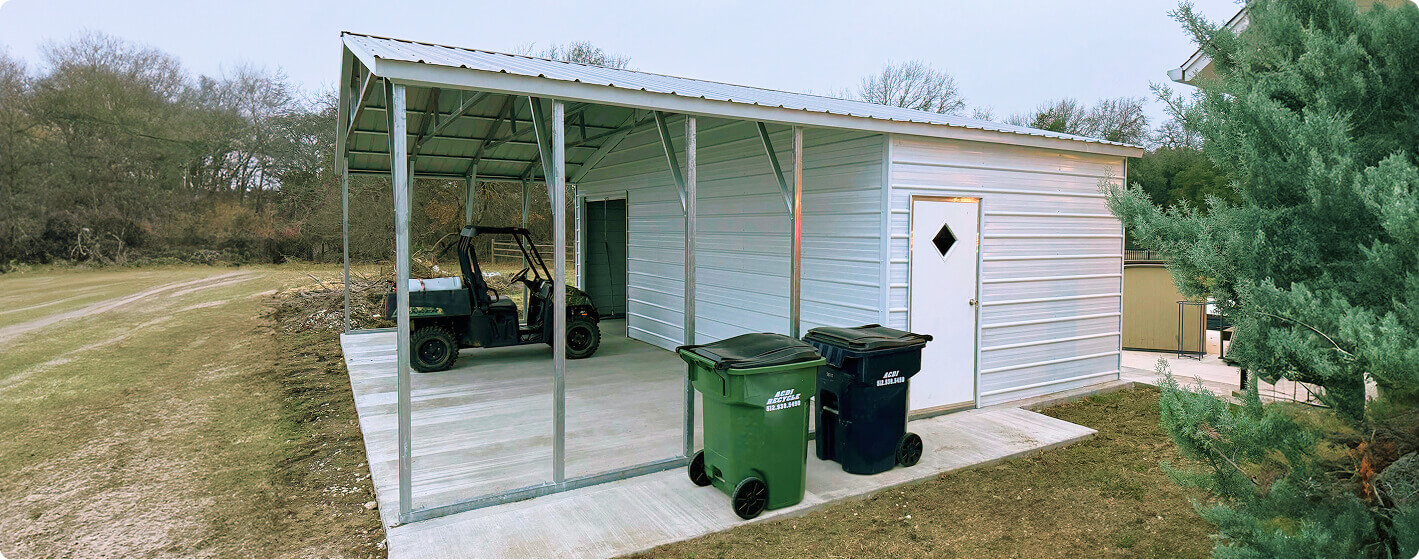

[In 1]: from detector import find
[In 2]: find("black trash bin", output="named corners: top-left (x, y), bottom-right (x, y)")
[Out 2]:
top-left (803, 324), bottom-right (932, 475)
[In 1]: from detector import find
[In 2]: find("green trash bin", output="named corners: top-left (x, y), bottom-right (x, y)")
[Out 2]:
top-left (678, 333), bottom-right (825, 519)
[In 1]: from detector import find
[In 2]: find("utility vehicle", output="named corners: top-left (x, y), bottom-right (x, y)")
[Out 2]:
top-left (384, 225), bottom-right (601, 372)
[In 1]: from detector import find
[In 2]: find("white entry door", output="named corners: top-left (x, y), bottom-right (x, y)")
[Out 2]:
top-left (908, 196), bottom-right (980, 412)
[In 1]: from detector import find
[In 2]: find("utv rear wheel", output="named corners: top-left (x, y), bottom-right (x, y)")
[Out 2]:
top-left (566, 319), bottom-right (601, 359)
top-left (411, 326), bottom-right (458, 372)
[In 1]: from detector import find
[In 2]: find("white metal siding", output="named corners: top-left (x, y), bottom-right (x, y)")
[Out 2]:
top-left (800, 131), bottom-right (886, 332)
top-left (887, 135), bottom-right (1125, 405)
top-left (578, 117), bottom-right (884, 349)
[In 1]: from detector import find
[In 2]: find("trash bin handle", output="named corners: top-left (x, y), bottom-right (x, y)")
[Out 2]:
top-left (685, 360), bottom-right (729, 397)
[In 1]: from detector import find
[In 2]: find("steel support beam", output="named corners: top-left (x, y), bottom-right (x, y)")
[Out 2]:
top-left (486, 101), bottom-right (589, 151)
top-left (790, 126), bottom-right (804, 338)
top-left (385, 81), bottom-right (414, 523)
top-left (341, 165), bottom-right (351, 332)
top-left (682, 116), bottom-right (697, 458)
top-left (460, 96), bottom-right (516, 177)
top-left (463, 166), bottom-right (478, 225)
top-left (344, 71), bottom-right (377, 152)
top-left (347, 169), bottom-right (534, 181)
top-left (338, 53), bottom-right (353, 334)
top-left (409, 87), bottom-right (441, 161)
top-left (569, 111), bottom-right (639, 184)
top-left (567, 112), bottom-right (655, 148)
top-left (413, 90), bottom-right (489, 155)
top-left (400, 456), bottom-right (687, 524)
top-left (653, 111), bottom-right (688, 211)
top-left (529, 97), bottom-right (557, 198)
top-left (756, 122), bottom-right (793, 211)
top-left (521, 179), bottom-right (531, 306)
top-left (550, 100), bottom-right (567, 484)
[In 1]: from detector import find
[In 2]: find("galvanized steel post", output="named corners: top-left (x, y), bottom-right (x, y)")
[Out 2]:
top-left (387, 80), bottom-right (414, 522)
top-left (341, 158), bottom-right (350, 332)
top-left (463, 166), bottom-right (478, 225)
top-left (550, 100), bottom-right (567, 484)
top-left (683, 115), bottom-right (697, 457)
top-left (790, 126), bottom-right (803, 338)
top-left (521, 178), bottom-right (531, 311)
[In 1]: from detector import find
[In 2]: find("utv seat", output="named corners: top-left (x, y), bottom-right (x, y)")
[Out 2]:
top-left (487, 296), bottom-right (517, 313)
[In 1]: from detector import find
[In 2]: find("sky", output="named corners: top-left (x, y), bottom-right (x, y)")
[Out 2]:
top-left (0, 0), bottom-right (1241, 128)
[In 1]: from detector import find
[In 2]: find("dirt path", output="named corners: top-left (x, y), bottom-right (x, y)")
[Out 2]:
top-left (0, 270), bottom-right (257, 345)
top-left (0, 265), bottom-right (384, 558)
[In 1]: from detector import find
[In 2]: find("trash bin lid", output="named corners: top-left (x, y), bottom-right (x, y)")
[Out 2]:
top-left (802, 324), bottom-right (932, 352)
top-left (677, 333), bottom-right (823, 371)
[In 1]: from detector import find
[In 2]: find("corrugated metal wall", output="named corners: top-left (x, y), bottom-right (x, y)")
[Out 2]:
top-left (886, 134), bottom-right (1126, 405)
top-left (1123, 264), bottom-right (1204, 353)
top-left (578, 123), bottom-right (1123, 406)
top-left (577, 116), bottom-right (884, 349)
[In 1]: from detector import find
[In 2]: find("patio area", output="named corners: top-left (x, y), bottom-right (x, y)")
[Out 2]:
top-left (342, 319), bottom-right (699, 525)
top-left (340, 322), bottom-right (1099, 557)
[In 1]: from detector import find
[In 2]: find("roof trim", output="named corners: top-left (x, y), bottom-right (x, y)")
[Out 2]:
top-left (342, 33), bottom-right (1143, 158)
top-left (1170, 7), bottom-right (1250, 84)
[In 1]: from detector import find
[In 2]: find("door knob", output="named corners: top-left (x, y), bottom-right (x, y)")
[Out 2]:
top-left (969, 298), bottom-right (978, 306)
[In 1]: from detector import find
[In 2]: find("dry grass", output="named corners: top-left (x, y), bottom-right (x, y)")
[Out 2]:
top-left (635, 386), bottom-right (1215, 559)
top-left (0, 264), bottom-right (384, 558)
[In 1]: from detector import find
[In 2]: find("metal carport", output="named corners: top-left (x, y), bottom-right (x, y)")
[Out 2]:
top-left (335, 31), bottom-right (1140, 525)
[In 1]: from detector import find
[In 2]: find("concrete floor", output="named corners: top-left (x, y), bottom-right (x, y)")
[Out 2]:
top-left (377, 407), bottom-right (1093, 559)
top-left (342, 319), bottom-right (700, 524)
top-left (342, 321), bottom-right (1098, 558)
top-left (1121, 330), bottom-right (1323, 404)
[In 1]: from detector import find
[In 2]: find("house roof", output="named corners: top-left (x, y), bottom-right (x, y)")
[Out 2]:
top-left (342, 32), bottom-right (1143, 158)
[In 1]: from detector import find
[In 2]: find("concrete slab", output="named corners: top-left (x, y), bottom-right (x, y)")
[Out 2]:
top-left (342, 320), bottom-right (700, 526)
top-left (341, 321), bottom-right (1097, 558)
top-left (1121, 349), bottom-right (1322, 404)
top-left (380, 406), bottom-right (1093, 559)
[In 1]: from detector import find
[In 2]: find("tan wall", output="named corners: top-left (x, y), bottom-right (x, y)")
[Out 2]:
top-left (1123, 264), bottom-right (1205, 353)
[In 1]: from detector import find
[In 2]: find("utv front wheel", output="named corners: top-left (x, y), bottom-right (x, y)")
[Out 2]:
top-left (411, 326), bottom-right (458, 372)
top-left (566, 319), bottom-right (601, 359)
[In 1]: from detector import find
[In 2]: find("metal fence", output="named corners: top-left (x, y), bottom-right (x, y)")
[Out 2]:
top-left (1124, 250), bottom-right (1164, 263)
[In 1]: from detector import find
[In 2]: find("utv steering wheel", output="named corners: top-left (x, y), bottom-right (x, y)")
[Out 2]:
top-left (509, 266), bottom-right (532, 285)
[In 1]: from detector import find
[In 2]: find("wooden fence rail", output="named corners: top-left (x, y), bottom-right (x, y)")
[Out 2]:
top-left (490, 239), bottom-right (574, 266)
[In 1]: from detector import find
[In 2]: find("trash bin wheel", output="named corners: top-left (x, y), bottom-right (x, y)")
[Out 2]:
top-left (688, 450), bottom-right (712, 487)
top-left (896, 432), bottom-right (923, 467)
top-left (411, 326), bottom-right (458, 372)
top-left (731, 476), bottom-right (768, 520)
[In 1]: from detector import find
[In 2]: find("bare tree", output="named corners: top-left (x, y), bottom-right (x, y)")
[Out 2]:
top-left (1084, 96), bottom-right (1149, 144)
top-left (517, 41), bottom-right (631, 69)
top-left (1008, 98), bottom-right (1088, 134)
top-left (1149, 83), bottom-right (1203, 149)
top-left (1008, 96), bottom-right (1149, 145)
top-left (856, 60), bottom-right (967, 115)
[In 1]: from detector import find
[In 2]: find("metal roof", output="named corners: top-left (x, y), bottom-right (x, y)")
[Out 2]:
top-left (342, 32), bottom-right (1141, 153)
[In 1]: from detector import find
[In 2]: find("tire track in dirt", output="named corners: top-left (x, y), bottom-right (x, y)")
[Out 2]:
top-left (0, 317), bottom-right (172, 394)
top-left (0, 271), bottom-right (257, 346)
top-left (0, 293), bottom-right (94, 316)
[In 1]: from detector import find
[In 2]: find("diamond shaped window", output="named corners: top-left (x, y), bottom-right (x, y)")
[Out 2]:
top-left (932, 223), bottom-right (956, 257)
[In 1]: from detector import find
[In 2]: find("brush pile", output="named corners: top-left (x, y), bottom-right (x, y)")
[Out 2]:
top-left (267, 256), bottom-right (526, 333)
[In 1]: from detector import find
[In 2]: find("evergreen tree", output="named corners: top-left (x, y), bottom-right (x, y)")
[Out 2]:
top-left (1106, 0), bottom-right (1419, 556)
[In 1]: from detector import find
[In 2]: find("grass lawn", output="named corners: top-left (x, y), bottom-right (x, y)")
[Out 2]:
top-left (0, 263), bottom-right (1215, 558)
top-left (636, 386), bottom-right (1216, 559)
top-left (0, 264), bottom-right (384, 558)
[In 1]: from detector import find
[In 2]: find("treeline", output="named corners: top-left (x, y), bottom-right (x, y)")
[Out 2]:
top-left (0, 32), bottom-right (343, 267)
top-left (0, 32), bottom-right (562, 271)
top-left (0, 32), bottom-right (1228, 270)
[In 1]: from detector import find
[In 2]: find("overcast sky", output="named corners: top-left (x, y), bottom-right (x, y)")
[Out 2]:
top-left (0, 0), bottom-right (1240, 127)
